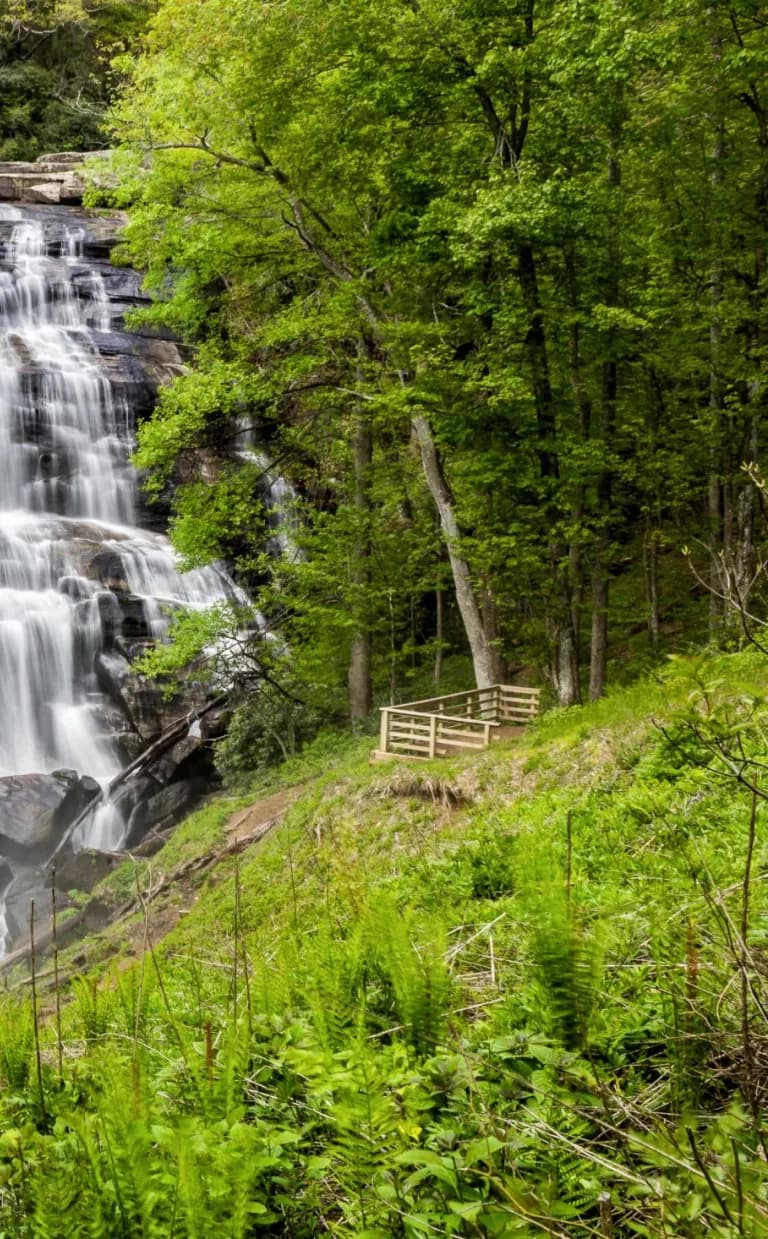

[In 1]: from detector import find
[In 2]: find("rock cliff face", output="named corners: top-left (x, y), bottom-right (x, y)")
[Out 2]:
top-left (0, 168), bottom-right (237, 952)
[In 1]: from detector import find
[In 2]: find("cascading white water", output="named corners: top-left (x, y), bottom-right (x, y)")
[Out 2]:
top-left (236, 426), bottom-right (301, 561)
top-left (0, 204), bottom-right (235, 786)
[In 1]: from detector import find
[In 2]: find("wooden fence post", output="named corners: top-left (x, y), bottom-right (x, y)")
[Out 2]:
top-left (380, 708), bottom-right (390, 754)
top-left (429, 714), bottom-right (438, 758)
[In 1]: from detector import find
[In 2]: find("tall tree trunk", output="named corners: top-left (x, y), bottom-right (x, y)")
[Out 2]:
top-left (589, 355), bottom-right (616, 702)
top-left (556, 620), bottom-right (580, 708)
top-left (347, 407), bottom-right (373, 721)
top-left (565, 250), bottom-right (592, 656)
top-left (644, 369), bottom-right (665, 651)
top-left (411, 413), bottom-right (497, 689)
top-left (730, 75), bottom-right (768, 627)
top-left (434, 574), bottom-right (444, 687)
top-left (590, 120), bottom-right (622, 700)
top-left (589, 563), bottom-right (609, 700)
top-left (550, 563), bottom-right (580, 705)
top-left (473, 7), bottom-right (577, 700)
top-left (517, 242), bottom-right (580, 703)
top-left (708, 21), bottom-right (726, 640)
top-left (643, 522), bottom-right (660, 652)
top-left (481, 586), bottom-right (506, 682)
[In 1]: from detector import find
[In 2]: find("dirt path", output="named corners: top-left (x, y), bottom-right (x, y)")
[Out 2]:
top-left (122, 784), bottom-right (306, 946)
top-left (225, 785), bottom-right (303, 842)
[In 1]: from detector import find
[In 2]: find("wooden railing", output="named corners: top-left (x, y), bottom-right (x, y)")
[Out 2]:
top-left (375, 684), bottom-right (540, 760)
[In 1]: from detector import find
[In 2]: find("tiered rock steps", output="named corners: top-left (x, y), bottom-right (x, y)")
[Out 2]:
top-left (0, 151), bottom-right (113, 204)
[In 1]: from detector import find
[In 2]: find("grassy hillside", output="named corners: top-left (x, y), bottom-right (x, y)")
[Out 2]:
top-left (3, 652), bottom-right (768, 1236)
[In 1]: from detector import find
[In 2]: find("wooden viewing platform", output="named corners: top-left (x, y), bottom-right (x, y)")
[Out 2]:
top-left (374, 684), bottom-right (540, 761)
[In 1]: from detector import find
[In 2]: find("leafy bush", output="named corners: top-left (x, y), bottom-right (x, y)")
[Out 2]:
top-left (215, 683), bottom-right (325, 786)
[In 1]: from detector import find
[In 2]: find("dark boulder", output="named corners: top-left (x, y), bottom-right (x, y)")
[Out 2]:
top-left (110, 773), bottom-right (163, 823)
top-left (52, 848), bottom-right (122, 895)
top-left (0, 770), bottom-right (100, 862)
top-left (152, 735), bottom-right (212, 786)
top-left (90, 549), bottom-right (128, 591)
top-left (124, 780), bottom-right (200, 850)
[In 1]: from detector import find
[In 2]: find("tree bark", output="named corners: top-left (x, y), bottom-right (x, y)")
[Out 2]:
top-left (550, 563), bottom-right (581, 706)
top-left (590, 121), bottom-right (622, 700)
top-left (434, 574), bottom-right (444, 687)
top-left (411, 413), bottom-right (497, 689)
top-left (708, 20), bottom-right (726, 640)
top-left (589, 561), bottom-right (609, 700)
top-left (643, 523), bottom-right (660, 652)
top-left (516, 240), bottom-right (581, 702)
top-left (348, 405), bottom-right (373, 721)
top-left (565, 253), bottom-right (592, 654)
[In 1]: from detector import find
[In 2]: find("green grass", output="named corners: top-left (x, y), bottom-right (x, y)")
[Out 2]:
top-left (4, 651), bottom-right (768, 1235)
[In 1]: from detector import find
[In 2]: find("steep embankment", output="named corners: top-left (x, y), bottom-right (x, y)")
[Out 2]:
top-left (3, 652), bottom-right (768, 1236)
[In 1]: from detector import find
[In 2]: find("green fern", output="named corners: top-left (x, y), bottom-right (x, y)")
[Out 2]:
top-left (364, 900), bottom-right (450, 1055)
top-left (0, 997), bottom-right (33, 1090)
top-left (531, 902), bottom-right (602, 1051)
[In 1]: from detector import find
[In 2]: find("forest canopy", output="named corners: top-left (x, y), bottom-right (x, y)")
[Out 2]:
top-left (74, 0), bottom-right (768, 718)
top-left (0, 0), bottom-right (152, 158)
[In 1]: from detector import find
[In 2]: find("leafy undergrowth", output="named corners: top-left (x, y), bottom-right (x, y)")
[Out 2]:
top-left (3, 653), bottom-right (768, 1234)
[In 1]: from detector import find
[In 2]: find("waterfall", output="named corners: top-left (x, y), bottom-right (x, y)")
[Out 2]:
top-left (0, 202), bottom-right (237, 906)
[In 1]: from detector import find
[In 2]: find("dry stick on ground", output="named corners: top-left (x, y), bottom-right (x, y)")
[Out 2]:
top-left (29, 901), bottom-right (45, 1118)
top-left (444, 912), bottom-right (506, 965)
top-left (232, 854), bottom-right (239, 1024)
top-left (133, 860), bottom-right (152, 1072)
top-left (685, 1128), bottom-right (741, 1233)
top-left (598, 1193), bottom-right (613, 1238)
top-left (739, 788), bottom-right (768, 1161)
top-left (134, 868), bottom-right (191, 1082)
top-left (235, 854), bottom-right (253, 1035)
top-left (50, 870), bottom-right (63, 1082)
top-left (566, 809), bottom-right (573, 905)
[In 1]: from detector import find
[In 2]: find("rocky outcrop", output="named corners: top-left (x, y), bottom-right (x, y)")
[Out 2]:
top-left (0, 151), bottom-right (111, 205)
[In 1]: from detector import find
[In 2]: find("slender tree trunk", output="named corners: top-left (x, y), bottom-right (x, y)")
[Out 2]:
top-left (590, 358), bottom-right (615, 701)
top-left (434, 573), bottom-right (444, 687)
top-left (411, 414), bottom-right (497, 689)
top-left (517, 242), bottom-right (580, 703)
top-left (708, 22), bottom-right (726, 640)
top-left (643, 522), bottom-right (660, 652)
top-left (481, 586), bottom-right (506, 681)
top-left (348, 406), bottom-right (373, 721)
top-left (564, 251), bottom-right (592, 658)
top-left (589, 563), bottom-right (609, 701)
top-left (590, 123), bottom-right (622, 700)
top-left (554, 573), bottom-right (581, 706)
top-left (474, 9), bottom-right (577, 700)
top-left (517, 243), bottom-right (558, 480)
top-left (644, 369), bottom-right (665, 651)
top-left (729, 79), bottom-right (768, 625)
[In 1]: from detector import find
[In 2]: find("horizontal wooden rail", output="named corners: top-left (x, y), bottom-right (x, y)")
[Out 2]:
top-left (376, 684), bottom-right (540, 761)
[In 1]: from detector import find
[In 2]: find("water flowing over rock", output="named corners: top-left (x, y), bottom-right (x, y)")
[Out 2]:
top-left (0, 198), bottom-right (241, 951)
